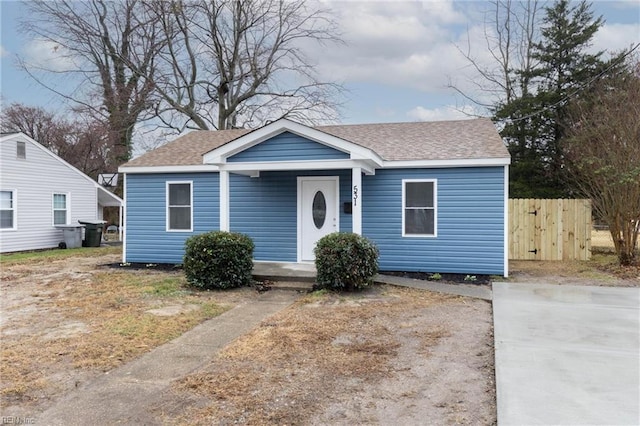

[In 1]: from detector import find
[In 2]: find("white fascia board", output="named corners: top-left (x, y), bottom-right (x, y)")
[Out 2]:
top-left (233, 170), bottom-right (261, 177)
top-left (350, 150), bottom-right (384, 167)
top-left (202, 118), bottom-right (382, 166)
top-left (118, 165), bottom-right (221, 174)
top-left (382, 157), bottom-right (511, 168)
top-left (219, 159), bottom-right (376, 175)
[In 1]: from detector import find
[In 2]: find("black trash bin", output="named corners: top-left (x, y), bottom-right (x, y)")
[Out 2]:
top-left (78, 220), bottom-right (107, 247)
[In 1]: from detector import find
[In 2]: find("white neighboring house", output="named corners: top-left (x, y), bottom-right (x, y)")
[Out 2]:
top-left (0, 132), bottom-right (123, 253)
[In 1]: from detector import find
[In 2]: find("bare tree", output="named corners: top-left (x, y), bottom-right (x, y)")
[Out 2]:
top-left (1, 103), bottom-right (114, 178)
top-left (564, 60), bottom-right (640, 266)
top-left (145, 0), bottom-right (342, 131)
top-left (450, 1), bottom-right (545, 196)
top-left (0, 103), bottom-right (71, 153)
top-left (20, 0), bottom-right (164, 162)
top-left (450, 0), bottom-right (543, 110)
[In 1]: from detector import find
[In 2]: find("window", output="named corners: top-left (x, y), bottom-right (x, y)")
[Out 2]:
top-left (17, 141), bottom-right (26, 159)
top-left (167, 182), bottom-right (192, 231)
top-left (1, 190), bottom-right (16, 230)
top-left (53, 193), bottom-right (68, 225)
top-left (403, 180), bottom-right (436, 237)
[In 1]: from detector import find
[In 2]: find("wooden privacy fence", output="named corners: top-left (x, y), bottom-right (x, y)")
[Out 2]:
top-left (509, 199), bottom-right (592, 261)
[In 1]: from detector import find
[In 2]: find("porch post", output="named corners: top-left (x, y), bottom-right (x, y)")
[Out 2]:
top-left (121, 173), bottom-right (127, 263)
top-left (352, 167), bottom-right (362, 235)
top-left (220, 170), bottom-right (230, 231)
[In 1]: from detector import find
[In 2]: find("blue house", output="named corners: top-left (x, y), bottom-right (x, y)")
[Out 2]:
top-left (119, 118), bottom-right (510, 276)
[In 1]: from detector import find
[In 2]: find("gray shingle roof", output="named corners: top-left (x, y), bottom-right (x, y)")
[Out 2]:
top-left (122, 118), bottom-right (508, 168)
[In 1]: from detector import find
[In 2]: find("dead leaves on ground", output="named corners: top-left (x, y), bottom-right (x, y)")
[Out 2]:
top-left (1, 266), bottom-right (229, 404)
top-left (170, 288), bottom-right (457, 425)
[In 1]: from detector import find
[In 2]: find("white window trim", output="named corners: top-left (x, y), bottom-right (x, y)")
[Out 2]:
top-left (52, 192), bottom-right (70, 226)
top-left (166, 181), bottom-right (193, 232)
top-left (402, 179), bottom-right (437, 238)
top-left (0, 189), bottom-right (18, 231)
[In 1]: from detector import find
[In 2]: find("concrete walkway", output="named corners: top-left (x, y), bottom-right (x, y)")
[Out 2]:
top-left (253, 261), bottom-right (492, 300)
top-left (38, 290), bottom-right (299, 425)
top-left (493, 282), bottom-right (640, 425)
top-left (375, 274), bottom-right (492, 300)
top-left (37, 265), bottom-right (490, 424)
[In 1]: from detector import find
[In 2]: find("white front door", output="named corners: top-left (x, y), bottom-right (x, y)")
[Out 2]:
top-left (298, 177), bottom-right (339, 261)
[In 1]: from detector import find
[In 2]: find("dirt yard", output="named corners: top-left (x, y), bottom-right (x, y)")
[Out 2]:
top-left (1, 248), bottom-right (636, 424)
top-left (0, 247), bottom-right (254, 417)
top-left (162, 288), bottom-right (495, 425)
top-left (510, 251), bottom-right (640, 286)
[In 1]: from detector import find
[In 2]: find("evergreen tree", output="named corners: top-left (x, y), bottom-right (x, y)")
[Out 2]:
top-left (530, 0), bottom-right (604, 196)
top-left (498, 0), bottom-right (605, 198)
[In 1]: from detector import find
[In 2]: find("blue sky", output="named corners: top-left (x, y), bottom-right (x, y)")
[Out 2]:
top-left (1, 0), bottom-right (639, 129)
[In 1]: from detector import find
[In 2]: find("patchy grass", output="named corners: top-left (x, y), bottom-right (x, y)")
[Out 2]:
top-left (589, 251), bottom-right (640, 280)
top-left (0, 255), bottom-right (234, 408)
top-left (169, 287), bottom-right (459, 425)
top-left (510, 251), bottom-right (639, 283)
top-left (139, 276), bottom-right (188, 297)
top-left (0, 245), bottom-right (121, 265)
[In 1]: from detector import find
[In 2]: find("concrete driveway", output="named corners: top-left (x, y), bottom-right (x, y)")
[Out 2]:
top-left (493, 282), bottom-right (640, 425)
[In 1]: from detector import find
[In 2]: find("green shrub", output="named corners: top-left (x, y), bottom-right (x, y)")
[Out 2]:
top-left (183, 231), bottom-right (254, 290)
top-left (314, 232), bottom-right (379, 291)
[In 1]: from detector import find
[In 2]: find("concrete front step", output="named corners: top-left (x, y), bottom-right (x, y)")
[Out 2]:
top-left (255, 280), bottom-right (314, 292)
top-left (251, 261), bottom-right (492, 300)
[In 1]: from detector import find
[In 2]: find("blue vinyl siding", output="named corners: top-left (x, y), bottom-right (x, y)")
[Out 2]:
top-left (228, 131), bottom-right (350, 162)
top-left (363, 167), bottom-right (505, 275)
top-left (125, 173), bottom-right (219, 263)
top-left (124, 167), bottom-right (505, 274)
top-left (230, 170), bottom-right (353, 261)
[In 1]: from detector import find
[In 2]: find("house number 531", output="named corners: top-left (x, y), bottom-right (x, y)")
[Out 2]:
top-left (353, 185), bottom-right (358, 207)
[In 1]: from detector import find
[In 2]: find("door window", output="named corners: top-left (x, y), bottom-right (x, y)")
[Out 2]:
top-left (312, 191), bottom-right (326, 229)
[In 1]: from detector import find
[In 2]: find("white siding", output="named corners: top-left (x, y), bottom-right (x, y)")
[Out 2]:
top-left (0, 136), bottom-right (99, 253)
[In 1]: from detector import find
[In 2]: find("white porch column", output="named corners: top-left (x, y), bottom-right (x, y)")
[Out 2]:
top-left (121, 173), bottom-right (127, 263)
top-left (220, 170), bottom-right (230, 231)
top-left (352, 167), bottom-right (362, 235)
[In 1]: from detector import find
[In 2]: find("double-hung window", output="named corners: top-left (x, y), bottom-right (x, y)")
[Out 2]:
top-left (53, 193), bottom-right (68, 225)
top-left (402, 180), bottom-right (437, 237)
top-left (1, 190), bottom-right (16, 230)
top-left (167, 182), bottom-right (192, 231)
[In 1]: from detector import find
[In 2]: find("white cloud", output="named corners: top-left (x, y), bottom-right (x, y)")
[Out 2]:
top-left (312, 0), bottom-right (509, 110)
top-left (0, 45), bottom-right (7, 57)
top-left (24, 38), bottom-right (76, 72)
top-left (407, 104), bottom-right (480, 121)
top-left (315, 1), bottom-right (474, 93)
top-left (591, 23), bottom-right (640, 55)
top-left (419, 0), bottom-right (467, 24)
top-left (314, 1), bottom-right (639, 109)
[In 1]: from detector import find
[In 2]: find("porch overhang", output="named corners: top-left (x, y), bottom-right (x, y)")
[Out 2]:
top-left (216, 158), bottom-right (378, 177)
top-left (97, 186), bottom-right (123, 207)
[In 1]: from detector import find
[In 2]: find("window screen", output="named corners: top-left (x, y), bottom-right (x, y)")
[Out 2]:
top-left (0, 191), bottom-right (15, 229)
top-left (404, 181), bottom-right (436, 236)
top-left (53, 193), bottom-right (68, 225)
top-left (168, 183), bottom-right (192, 230)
